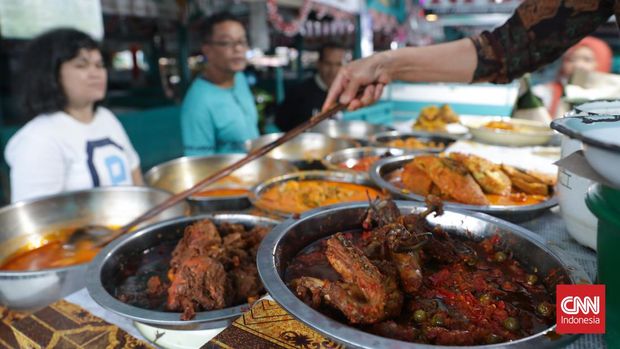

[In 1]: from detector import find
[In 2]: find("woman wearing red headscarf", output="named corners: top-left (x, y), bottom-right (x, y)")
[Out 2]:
top-left (534, 36), bottom-right (613, 118)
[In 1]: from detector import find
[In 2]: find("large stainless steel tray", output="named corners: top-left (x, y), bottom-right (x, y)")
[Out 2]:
top-left (249, 170), bottom-right (381, 218)
top-left (369, 154), bottom-right (558, 222)
top-left (257, 201), bottom-right (587, 349)
top-left (86, 213), bottom-right (279, 330)
top-left (145, 154), bottom-right (296, 213)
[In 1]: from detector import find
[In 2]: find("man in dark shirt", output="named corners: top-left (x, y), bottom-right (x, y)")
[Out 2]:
top-left (275, 42), bottom-right (347, 131)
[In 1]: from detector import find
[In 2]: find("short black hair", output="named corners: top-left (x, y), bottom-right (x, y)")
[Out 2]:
top-left (319, 42), bottom-right (346, 62)
top-left (17, 28), bottom-right (101, 121)
top-left (202, 12), bottom-right (244, 43)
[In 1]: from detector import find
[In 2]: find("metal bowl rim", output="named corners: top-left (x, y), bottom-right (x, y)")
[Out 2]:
top-left (248, 170), bottom-right (380, 218)
top-left (310, 120), bottom-right (393, 139)
top-left (144, 153), bottom-right (248, 179)
top-left (257, 200), bottom-right (585, 349)
top-left (370, 131), bottom-right (457, 153)
top-left (144, 154), bottom-right (296, 201)
top-left (246, 132), bottom-right (357, 143)
top-left (369, 154), bottom-right (559, 214)
top-left (86, 213), bottom-right (279, 326)
top-left (0, 186), bottom-right (178, 275)
top-left (0, 186), bottom-right (175, 215)
top-left (370, 130), bottom-right (461, 142)
top-left (321, 147), bottom-right (407, 174)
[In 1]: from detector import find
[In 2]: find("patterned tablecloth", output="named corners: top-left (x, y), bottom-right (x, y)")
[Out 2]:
top-left (0, 208), bottom-right (605, 349)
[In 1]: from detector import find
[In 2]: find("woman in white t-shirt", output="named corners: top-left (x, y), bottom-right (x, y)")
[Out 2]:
top-left (5, 28), bottom-right (144, 203)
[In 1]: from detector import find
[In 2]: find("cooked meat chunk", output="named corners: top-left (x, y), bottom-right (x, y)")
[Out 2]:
top-left (116, 218), bottom-right (272, 321)
top-left (167, 256), bottom-right (227, 320)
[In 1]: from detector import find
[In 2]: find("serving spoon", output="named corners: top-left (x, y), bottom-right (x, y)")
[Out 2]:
top-left (64, 102), bottom-right (347, 250)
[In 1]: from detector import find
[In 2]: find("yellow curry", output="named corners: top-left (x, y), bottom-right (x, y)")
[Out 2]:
top-left (255, 180), bottom-right (383, 214)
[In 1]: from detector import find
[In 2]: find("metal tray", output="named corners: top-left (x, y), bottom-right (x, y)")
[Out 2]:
top-left (249, 170), bottom-right (381, 218)
top-left (145, 155), bottom-right (296, 214)
top-left (257, 201), bottom-right (587, 349)
top-left (309, 120), bottom-right (392, 145)
top-left (0, 187), bottom-right (187, 311)
top-left (369, 154), bottom-right (558, 222)
top-left (86, 214), bottom-right (279, 330)
top-left (321, 146), bottom-right (406, 176)
top-left (245, 132), bottom-right (357, 170)
top-left (370, 130), bottom-right (457, 153)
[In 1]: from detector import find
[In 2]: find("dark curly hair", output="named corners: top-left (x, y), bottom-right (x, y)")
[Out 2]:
top-left (17, 28), bottom-right (102, 121)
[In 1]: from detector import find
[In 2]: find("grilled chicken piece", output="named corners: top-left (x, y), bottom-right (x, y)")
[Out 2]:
top-left (501, 164), bottom-right (551, 196)
top-left (322, 233), bottom-right (388, 324)
top-left (291, 276), bottom-right (326, 308)
top-left (413, 156), bottom-right (489, 205)
top-left (385, 224), bottom-right (424, 294)
top-left (449, 153), bottom-right (512, 195)
top-left (362, 197), bottom-right (401, 230)
top-left (372, 261), bottom-right (404, 318)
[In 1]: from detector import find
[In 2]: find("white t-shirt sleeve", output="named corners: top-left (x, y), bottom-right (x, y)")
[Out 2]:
top-left (99, 108), bottom-right (141, 171)
top-left (4, 125), bottom-right (66, 203)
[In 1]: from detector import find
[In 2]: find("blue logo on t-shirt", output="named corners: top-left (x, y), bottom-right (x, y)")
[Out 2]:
top-left (104, 155), bottom-right (128, 184)
top-left (86, 138), bottom-right (128, 186)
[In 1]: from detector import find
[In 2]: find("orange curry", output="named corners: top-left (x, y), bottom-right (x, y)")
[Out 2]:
top-left (0, 229), bottom-right (101, 271)
top-left (255, 180), bottom-right (383, 214)
top-left (193, 188), bottom-right (250, 198)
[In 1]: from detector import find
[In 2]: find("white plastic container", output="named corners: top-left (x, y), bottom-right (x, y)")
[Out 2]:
top-left (558, 100), bottom-right (620, 250)
top-left (557, 135), bottom-right (598, 250)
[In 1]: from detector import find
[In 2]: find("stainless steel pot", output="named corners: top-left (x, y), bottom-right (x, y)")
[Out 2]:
top-left (145, 154), bottom-right (296, 213)
top-left (257, 201), bottom-right (587, 349)
top-left (0, 187), bottom-right (187, 310)
top-left (86, 213), bottom-right (279, 330)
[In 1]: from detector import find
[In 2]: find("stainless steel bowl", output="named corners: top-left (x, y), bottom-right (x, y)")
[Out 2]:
top-left (0, 187), bottom-right (187, 311)
top-left (309, 120), bottom-right (392, 144)
top-left (145, 154), bottom-right (296, 214)
top-left (86, 213), bottom-right (279, 330)
top-left (249, 170), bottom-right (381, 218)
top-left (257, 201), bottom-right (587, 349)
top-left (370, 130), bottom-right (457, 153)
top-left (369, 154), bottom-right (558, 222)
top-left (245, 133), bottom-right (358, 170)
top-left (322, 147), bottom-right (405, 176)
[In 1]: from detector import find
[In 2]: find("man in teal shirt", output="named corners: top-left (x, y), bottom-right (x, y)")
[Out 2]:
top-left (181, 12), bottom-right (259, 155)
